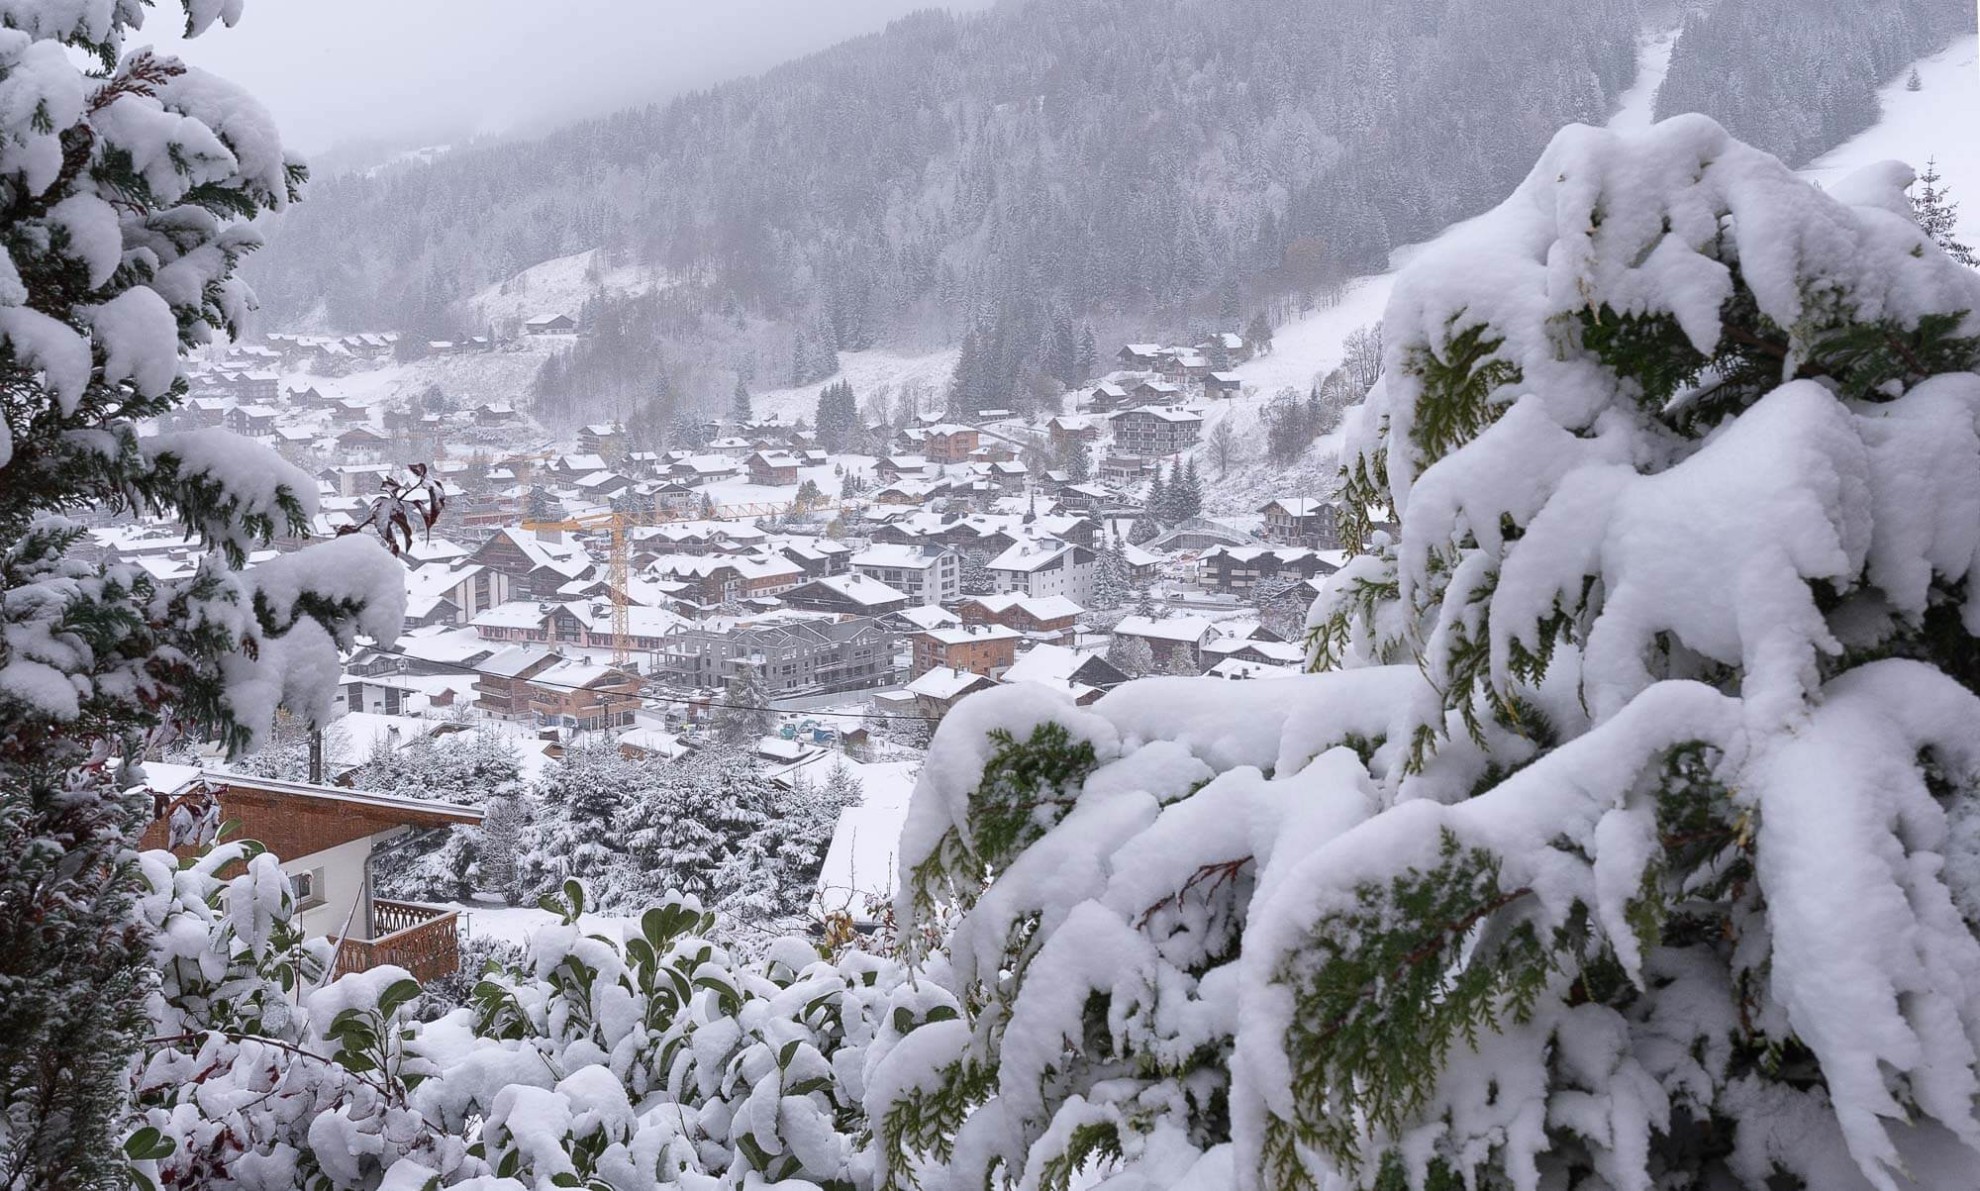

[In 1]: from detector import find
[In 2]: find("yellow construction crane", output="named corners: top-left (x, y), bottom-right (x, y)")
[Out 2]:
top-left (521, 491), bottom-right (859, 664)
top-left (522, 511), bottom-right (637, 665)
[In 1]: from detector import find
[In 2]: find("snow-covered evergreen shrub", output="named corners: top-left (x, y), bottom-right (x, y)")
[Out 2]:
top-left (0, 5), bottom-right (417, 1180)
top-left (131, 842), bottom-right (449, 1190)
top-left (882, 117), bottom-right (1980, 1191)
top-left (521, 744), bottom-right (843, 931)
top-left (133, 848), bottom-right (936, 1191)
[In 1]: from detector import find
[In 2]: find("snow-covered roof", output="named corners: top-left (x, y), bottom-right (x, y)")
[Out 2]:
top-left (534, 659), bottom-right (634, 689)
top-left (897, 605), bottom-right (963, 631)
top-left (1110, 406), bottom-right (1201, 423)
top-left (1260, 497), bottom-right (1329, 517)
top-left (967, 592), bottom-right (1084, 621)
top-left (1001, 643), bottom-right (1088, 686)
top-left (1206, 658), bottom-right (1305, 681)
top-left (478, 643), bottom-right (559, 677)
top-left (619, 727), bottom-right (688, 759)
top-left (916, 624), bottom-right (1024, 646)
top-left (152, 768), bottom-right (481, 826)
top-left (404, 563), bottom-right (484, 603)
top-left (906, 667), bottom-right (998, 700)
top-left (1113, 614), bottom-right (1218, 643)
top-left (797, 573), bottom-right (910, 607)
top-left (498, 528), bottom-right (594, 577)
top-left (852, 544), bottom-right (951, 570)
top-left (393, 626), bottom-right (496, 666)
top-left (1203, 637), bottom-right (1307, 664)
top-left (988, 539), bottom-right (1081, 573)
top-left (473, 601), bottom-right (551, 631)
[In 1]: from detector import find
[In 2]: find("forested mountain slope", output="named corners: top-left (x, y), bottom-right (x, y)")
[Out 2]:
top-left (247, 0), bottom-right (1972, 422)
top-left (249, 0), bottom-right (1644, 340)
top-left (1657, 0), bottom-right (1970, 165)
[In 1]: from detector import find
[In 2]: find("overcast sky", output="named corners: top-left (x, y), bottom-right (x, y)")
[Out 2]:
top-left (145, 0), bottom-right (995, 159)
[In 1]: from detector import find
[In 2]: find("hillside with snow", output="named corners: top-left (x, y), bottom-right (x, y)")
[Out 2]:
top-left (467, 249), bottom-right (679, 333)
top-left (1187, 26), bottom-right (1975, 515)
top-left (1803, 32), bottom-right (1978, 241)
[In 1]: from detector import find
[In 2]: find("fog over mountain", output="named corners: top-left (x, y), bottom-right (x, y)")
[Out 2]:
top-left (243, 0), bottom-right (1972, 418)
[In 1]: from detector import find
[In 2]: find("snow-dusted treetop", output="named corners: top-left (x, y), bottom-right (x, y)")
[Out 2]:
top-left (0, 0), bottom-right (425, 757)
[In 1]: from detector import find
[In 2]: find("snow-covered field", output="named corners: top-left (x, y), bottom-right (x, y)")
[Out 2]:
top-left (1802, 33), bottom-right (1979, 242)
top-left (282, 347), bottom-right (554, 423)
top-left (750, 347), bottom-right (961, 425)
top-left (466, 248), bottom-right (678, 330)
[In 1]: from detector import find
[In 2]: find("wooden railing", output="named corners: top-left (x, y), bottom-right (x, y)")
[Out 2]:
top-left (336, 900), bottom-right (462, 984)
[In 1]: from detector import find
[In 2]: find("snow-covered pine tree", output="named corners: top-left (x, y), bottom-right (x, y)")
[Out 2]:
top-left (1245, 310), bottom-right (1274, 355)
top-left (960, 553), bottom-right (996, 596)
top-left (1091, 537), bottom-right (1131, 610)
top-left (0, 7), bottom-right (419, 1182)
top-left (881, 119), bottom-right (1980, 1191)
top-left (1146, 463), bottom-right (1170, 523)
top-left (1908, 65), bottom-right (1923, 91)
top-left (475, 786), bottom-right (529, 903)
top-left (732, 374), bottom-right (753, 425)
top-left (521, 742), bottom-right (633, 896)
top-left (1912, 157), bottom-right (1976, 267)
top-left (1179, 457), bottom-right (1204, 520)
top-left (231, 710), bottom-right (346, 782)
top-left (1106, 633), bottom-right (1154, 678)
top-left (1063, 438), bottom-right (1091, 483)
top-left (362, 732), bottom-right (528, 899)
top-left (617, 752), bottom-right (726, 907)
top-left (712, 669), bottom-right (776, 749)
top-left (716, 758), bottom-right (835, 928)
top-left (1076, 323), bottom-right (1098, 383)
top-left (823, 756), bottom-right (864, 813)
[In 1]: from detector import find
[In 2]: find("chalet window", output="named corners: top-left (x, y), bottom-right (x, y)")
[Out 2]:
top-left (290, 868), bottom-right (324, 909)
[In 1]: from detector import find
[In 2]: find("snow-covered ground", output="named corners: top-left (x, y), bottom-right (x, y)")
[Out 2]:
top-left (1605, 26), bottom-right (1679, 136)
top-left (281, 347), bottom-right (554, 423)
top-left (1802, 33), bottom-right (1979, 242)
top-left (812, 759), bottom-right (919, 920)
top-left (467, 248), bottom-right (678, 330)
top-left (750, 347), bottom-right (961, 425)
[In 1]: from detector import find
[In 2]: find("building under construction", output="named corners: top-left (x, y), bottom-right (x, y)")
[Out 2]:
top-left (655, 614), bottom-right (897, 697)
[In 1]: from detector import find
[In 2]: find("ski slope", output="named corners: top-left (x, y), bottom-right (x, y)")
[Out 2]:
top-left (1802, 33), bottom-right (1978, 242)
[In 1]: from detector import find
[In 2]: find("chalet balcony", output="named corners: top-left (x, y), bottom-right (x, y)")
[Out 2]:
top-left (336, 899), bottom-right (463, 984)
